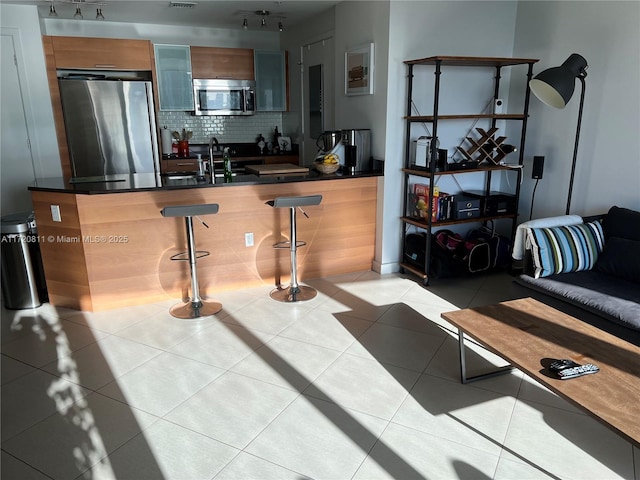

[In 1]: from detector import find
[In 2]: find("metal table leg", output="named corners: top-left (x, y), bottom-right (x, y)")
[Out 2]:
top-left (458, 328), bottom-right (514, 384)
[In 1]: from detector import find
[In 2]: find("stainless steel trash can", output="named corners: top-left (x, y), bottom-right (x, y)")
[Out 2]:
top-left (1, 212), bottom-right (48, 309)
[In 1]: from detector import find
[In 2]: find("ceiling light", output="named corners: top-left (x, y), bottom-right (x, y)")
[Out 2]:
top-left (73, 6), bottom-right (83, 19)
top-left (96, 7), bottom-right (104, 20)
top-left (238, 9), bottom-right (286, 31)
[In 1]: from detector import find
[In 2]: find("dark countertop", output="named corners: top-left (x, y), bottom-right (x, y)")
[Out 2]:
top-left (28, 169), bottom-right (383, 195)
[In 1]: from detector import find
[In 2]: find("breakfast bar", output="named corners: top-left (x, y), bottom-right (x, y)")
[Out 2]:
top-left (29, 171), bottom-right (381, 311)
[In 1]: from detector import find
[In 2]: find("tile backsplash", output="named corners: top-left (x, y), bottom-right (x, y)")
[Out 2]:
top-left (158, 111), bottom-right (288, 144)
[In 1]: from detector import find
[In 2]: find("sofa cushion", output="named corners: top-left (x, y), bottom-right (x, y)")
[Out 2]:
top-left (596, 236), bottom-right (640, 283)
top-left (603, 206), bottom-right (640, 241)
top-left (528, 221), bottom-right (605, 278)
top-left (515, 271), bottom-right (640, 332)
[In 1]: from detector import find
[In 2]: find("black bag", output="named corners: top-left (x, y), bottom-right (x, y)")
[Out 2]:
top-left (404, 232), bottom-right (427, 269)
top-left (466, 223), bottom-right (512, 269)
top-left (429, 230), bottom-right (467, 278)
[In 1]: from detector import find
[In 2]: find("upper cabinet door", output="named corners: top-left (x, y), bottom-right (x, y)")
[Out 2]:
top-left (191, 47), bottom-right (255, 80)
top-left (51, 37), bottom-right (152, 70)
top-left (254, 50), bottom-right (287, 112)
top-left (154, 44), bottom-right (194, 111)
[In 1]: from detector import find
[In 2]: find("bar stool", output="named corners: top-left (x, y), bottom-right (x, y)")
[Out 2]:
top-left (160, 203), bottom-right (222, 319)
top-left (267, 194), bottom-right (322, 302)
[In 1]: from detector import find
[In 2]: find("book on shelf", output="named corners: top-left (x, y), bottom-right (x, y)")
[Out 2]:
top-left (413, 183), bottom-right (439, 222)
top-left (438, 192), bottom-right (452, 221)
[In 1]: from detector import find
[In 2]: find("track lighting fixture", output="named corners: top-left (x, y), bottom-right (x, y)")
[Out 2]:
top-left (46, 1), bottom-right (106, 21)
top-left (239, 9), bottom-right (286, 31)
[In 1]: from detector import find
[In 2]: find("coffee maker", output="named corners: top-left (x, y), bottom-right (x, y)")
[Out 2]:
top-left (342, 129), bottom-right (371, 173)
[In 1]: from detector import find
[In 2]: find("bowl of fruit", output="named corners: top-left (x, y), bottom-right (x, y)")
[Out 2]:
top-left (314, 153), bottom-right (340, 174)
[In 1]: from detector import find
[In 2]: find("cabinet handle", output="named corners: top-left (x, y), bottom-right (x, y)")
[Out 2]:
top-left (95, 64), bottom-right (116, 68)
top-left (215, 76), bottom-right (234, 79)
top-left (176, 163), bottom-right (194, 166)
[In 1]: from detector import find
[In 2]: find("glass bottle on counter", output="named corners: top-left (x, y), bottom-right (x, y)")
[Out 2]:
top-left (223, 147), bottom-right (233, 182)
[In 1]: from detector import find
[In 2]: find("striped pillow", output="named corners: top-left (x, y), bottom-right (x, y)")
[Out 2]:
top-left (527, 221), bottom-right (605, 278)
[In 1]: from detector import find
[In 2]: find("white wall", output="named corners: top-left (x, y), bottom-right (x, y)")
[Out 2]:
top-left (0, 4), bottom-right (61, 178)
top-left (512, 1), bottom-right (640, 218)
top-left (280, 6), bottom-right (336, 147)
top-left (334, 1), bottom-right (390, 156)
top-left (379, 1), bottom-right (519, 273)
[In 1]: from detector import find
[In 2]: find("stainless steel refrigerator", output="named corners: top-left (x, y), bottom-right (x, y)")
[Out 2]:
top-left (58, 78), bottom-right (160, 178)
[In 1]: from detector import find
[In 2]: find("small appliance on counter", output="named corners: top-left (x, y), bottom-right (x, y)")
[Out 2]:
top-left (342, 129), bottom-right (371, 173)
top-left (314, 129), bottom-right (371, 173)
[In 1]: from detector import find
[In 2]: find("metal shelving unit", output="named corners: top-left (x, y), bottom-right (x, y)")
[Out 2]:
top-left (400, 56), bottom-right (539, 284)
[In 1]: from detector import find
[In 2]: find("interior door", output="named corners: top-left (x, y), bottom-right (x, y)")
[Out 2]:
top-left (1, 31), bottom-right (36, 216)
top-left (301, 37), bottom-right (334, 166)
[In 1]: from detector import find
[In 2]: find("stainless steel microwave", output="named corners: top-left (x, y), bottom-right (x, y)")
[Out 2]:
top-left (193, 79), bottom-right (255, 116)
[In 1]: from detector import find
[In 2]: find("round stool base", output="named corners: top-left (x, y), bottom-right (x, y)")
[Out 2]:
top-left (170, 300), bottom-right (222, 319)
top-left (270, 285), bottom-right (317, 303)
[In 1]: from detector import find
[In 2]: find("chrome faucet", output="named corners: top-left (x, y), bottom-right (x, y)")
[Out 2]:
top-left (208, 137), bottom-right (220, 182)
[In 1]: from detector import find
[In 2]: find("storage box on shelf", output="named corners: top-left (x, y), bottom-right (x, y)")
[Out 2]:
top-left (400, 56), bottom-right (538, 284)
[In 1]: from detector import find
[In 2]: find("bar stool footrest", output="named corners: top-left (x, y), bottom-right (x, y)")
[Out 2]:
top-left (170, 250), bottom-right (210, 261)
top-left (273, 241), bottom-right (306, 249)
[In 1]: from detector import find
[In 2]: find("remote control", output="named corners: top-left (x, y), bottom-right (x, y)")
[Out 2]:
top-left (556, 363), bottom-right (600, 380)
top-left (549, 359), bottom-right (580, 372)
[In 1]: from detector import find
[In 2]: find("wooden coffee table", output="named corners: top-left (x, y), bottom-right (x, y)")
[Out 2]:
top-left (441, 297), bottom-right (640, 448)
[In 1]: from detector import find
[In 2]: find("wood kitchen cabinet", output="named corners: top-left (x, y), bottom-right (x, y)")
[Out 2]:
top-left (50, 36), bottom-right (153, 70)
top-left (191, 46), bottom-right (255, 80)
top-left (162, 159), bottom-right (199, 173)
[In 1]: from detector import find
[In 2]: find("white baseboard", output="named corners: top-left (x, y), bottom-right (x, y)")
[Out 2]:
top-left (372, 260), bottom-right (400, 275)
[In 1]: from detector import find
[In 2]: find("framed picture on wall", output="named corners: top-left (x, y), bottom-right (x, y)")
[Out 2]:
top-left (345, 43), bottom-right (374, 96)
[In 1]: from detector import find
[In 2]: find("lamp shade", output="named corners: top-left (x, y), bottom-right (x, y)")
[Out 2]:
top-left (529, 53), bottom-right (588, 109)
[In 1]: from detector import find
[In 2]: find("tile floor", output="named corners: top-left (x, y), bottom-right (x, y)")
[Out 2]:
top-left (1, 271), bottom-right (638, 480)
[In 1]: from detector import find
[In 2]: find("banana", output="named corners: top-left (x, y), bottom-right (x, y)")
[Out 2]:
top-left (323, 153), bottom-right (339, 164)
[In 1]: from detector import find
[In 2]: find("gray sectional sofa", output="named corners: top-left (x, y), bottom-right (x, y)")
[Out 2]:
top-left (513, 206), bottom-right (640, 345)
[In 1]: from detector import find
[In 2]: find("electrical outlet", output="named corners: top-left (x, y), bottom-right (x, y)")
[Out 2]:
top-left (51, 205), bottom-right (61, 222)
top-left (245, 232), bottom-right (254, 247)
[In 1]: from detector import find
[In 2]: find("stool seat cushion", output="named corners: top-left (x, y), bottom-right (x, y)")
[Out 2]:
top-left (267, 195), bottom-right (322, 208)
top-left (161, 203), bottom-right (219, 218)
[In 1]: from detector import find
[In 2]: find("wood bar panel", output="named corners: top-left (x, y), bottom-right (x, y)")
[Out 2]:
top-left (32, 178), bottom-right (377, 311)
top-left (31, 191), bottom-right (92, 310)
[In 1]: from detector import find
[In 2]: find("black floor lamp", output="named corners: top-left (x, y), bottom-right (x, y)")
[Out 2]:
top-left (529, 53), bottom-right (588, 215)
